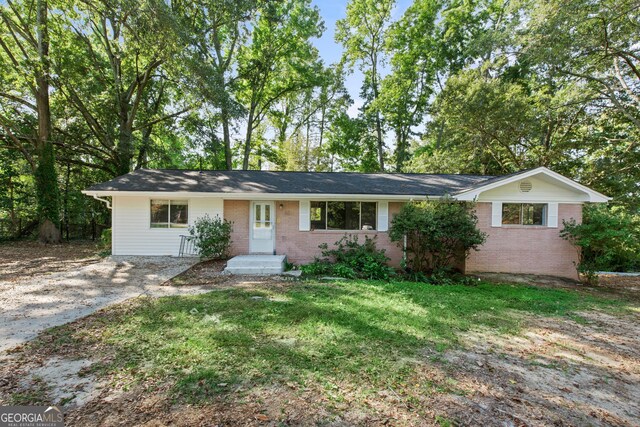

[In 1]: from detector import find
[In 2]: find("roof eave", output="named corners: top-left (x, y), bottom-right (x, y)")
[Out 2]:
top-left (82, 189), bottom-right (453, 200)
top-left (454, 167), bottom-right (611, 202)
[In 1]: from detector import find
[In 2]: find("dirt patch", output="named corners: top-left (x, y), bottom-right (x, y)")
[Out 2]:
top-left (166, 259), bottom-right (227, 286)
top-left (598, 274), bottom-right (640, 288)
top-left (435, 309), bottom-right (640, 426)
top-left (0, 240), bottom-right (101, 283)
top-left (473, 272), bottom-right (580, 288)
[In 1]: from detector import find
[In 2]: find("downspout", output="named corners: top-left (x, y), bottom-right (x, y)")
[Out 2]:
top-left (402, 234), bottom-right (407, 270)
top-left (92, 195), bottom-right (112, 210)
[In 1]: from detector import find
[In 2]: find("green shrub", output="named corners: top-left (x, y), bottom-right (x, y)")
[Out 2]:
top-left (189, 215), bottom-right (233, 260)
top-left (561, 204), bottom-right (640, 281)
top-left (404, 269), bottom-right (480, 286)
top-left (302, 234), bottom-right (395, 280)
top-left (389, 198), bottom-right (486, 274)
top-left (300, 261), bottom-right (333, 276)
top-left (100, 228), bottom-right (112, 248)
top-left (99, 228), bottom-right (112, 256)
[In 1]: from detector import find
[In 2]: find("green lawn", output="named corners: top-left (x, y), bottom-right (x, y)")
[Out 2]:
top-left (42, 279), bottom-right (627, 406)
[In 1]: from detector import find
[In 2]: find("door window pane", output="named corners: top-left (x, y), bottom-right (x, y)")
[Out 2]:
top-left (151, 200), bottom-right (169, 228)
top-left (361, 202), bottom-right (377, 230)
top-left (264, 204), bottom-right (272, 228)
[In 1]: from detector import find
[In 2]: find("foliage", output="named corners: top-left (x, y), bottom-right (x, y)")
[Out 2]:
top-left (1, 0), bottom-right (640, 241)
top-left (34, 142), bottom-right (60, 226)
top-left (188, 215), bottom-right (233, 260)
top-left (98, 228), bottom-right (112, 257)
top-left (336, 0), bottom-right (395, 171)
top-left (389, 199), bottom-right (486, 274)
top-left (236, 0), bottom-right (325, 170)
top-left (301, 234), bottom-right (394, 280)
top-left (403, 269), bottom-right (481, 287)
top-left (560, 205), bottom-right (640, 280)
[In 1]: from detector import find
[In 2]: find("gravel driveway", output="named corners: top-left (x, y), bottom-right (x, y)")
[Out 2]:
top-left (0, 256), bottom-right (205, 352)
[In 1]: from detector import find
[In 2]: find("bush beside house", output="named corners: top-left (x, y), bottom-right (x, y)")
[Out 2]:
top-left (561, 204), bottom-right (640, 282)
top-left (189, 215), bottom-right (233, 260)
top-left (389, 199), bottom-right (486, 275)
top-left (301, 234), bottom-right (395, 280)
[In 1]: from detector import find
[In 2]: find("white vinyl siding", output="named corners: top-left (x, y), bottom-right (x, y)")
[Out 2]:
top-left (112, 196), bottom-right (223, 256)
top-left (477, 176), bottom-right (590, 202)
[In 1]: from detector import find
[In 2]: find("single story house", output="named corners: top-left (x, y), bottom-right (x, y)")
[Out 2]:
top-left (82, 166), bottom-right (609, 279)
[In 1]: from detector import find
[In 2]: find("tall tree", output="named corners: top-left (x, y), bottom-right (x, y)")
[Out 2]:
top-left (237, 0), bottom-right (324, 170)
top-left (336, 0), bottom-right (394, 171)
top-left (378, 0), bottom-right (441, 172)
top-left (52, 0), bottom-right (186, 176)
top-left (175, 0), bottom-right (256, 170)
top-left (525, 0), bottom-right (640, 137)
top-left (0, 0), bottom-right (61, 242)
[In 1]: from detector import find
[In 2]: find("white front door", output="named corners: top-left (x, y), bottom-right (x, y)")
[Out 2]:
top-left (250, 201), bottom-right (275, 254)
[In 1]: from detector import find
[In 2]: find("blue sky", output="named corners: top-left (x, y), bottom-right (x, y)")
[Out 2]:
top-left (310, 0), bottom-right (413, 116)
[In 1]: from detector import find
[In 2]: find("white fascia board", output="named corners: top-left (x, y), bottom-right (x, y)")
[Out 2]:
top-left (454, 167), bottom-right (611, 203)
top-left (81, 190), bottom-right (442, 201)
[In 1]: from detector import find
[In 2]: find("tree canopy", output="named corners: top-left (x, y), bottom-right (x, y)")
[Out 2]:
top-left (1, 0), bottom-right (638, 241)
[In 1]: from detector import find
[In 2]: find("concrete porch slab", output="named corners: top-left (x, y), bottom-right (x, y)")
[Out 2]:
top-left (224, 255), bottom-right (286, 275)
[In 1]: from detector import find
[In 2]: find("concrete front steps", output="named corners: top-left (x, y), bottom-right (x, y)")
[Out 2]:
top-left (224, 254), bottom-right (286, 275)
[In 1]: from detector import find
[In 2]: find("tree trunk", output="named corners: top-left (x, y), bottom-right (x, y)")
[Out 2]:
top-left (242, 107), bottom-right (256, 170)
top-left (371, 58), bottom-right (384, 172)
top-left (375, 113), bottom-right (384, 171)
top-left (316, 104), bottom-right (326, 167)
top-left (35, 0), bottom-right (61, 243)
top-left (63, 162), bottom-right (71, 240)
top-left (221, 107), bottom-right (233, 170)
top-left (395, 128), bottom-right (406, 172)
top-left (305, 120), bottom-right (311, 171)
top-left (135, 126), bottom-right (153, 170)
top-left (116, 107), bottom-right (133, 175)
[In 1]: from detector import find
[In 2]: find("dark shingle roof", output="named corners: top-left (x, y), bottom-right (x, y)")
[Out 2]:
top-left (86, 169), bottom-right (501, 196)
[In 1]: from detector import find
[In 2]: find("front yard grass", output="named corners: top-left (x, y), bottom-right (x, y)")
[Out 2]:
top-left (37, 279), bottom-right (627, 405)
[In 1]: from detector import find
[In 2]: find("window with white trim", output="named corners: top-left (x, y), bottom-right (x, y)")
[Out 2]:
top-left (150, 199), bottom-right (189, 228)
top-left (502, 203), bottom-right (547, 226)
top-left (310, 201), bottom-right (377, 230)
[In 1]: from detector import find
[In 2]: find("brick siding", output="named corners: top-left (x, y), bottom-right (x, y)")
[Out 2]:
top-left (465, 202), bottom-right (582, 279)
top-left (224, 200), bottom-right (404, 265)
top-left (224, 199), bottom-right (582, 279)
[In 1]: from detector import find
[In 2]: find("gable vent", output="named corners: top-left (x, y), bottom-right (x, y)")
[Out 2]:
top-left (519, 180), bottom-right (533, 192)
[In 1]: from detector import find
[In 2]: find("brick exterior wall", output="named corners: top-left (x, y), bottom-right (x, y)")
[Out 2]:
top-left (224, 200), bottom-right (404, 265)
top-left (224, 199), bottom-right (582, 279)
top-left (465, 202), bottom-right (582, 279)
top-left (224, 200), bottom-right (250, 255)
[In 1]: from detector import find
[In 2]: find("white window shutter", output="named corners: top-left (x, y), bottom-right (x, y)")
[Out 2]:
top-left (491, 202), bottom-right (502, 227)
top-left (299, 200), bottom-right (310, 231)
top-left (378, 201), bottom-right (389, 231)
top-left (547, 203), bottom-right (558, 228)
